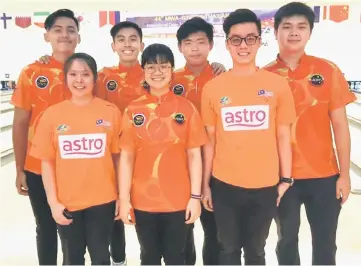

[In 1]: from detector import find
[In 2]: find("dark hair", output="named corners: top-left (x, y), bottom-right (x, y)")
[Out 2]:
top-left (141, 44), bottom-right (175, 68)
top-left (177, 17), bottom-right (214, 44)
top-left (64, 53), bottom-right (98, 83)
top-left (110, 21), bottom-right (143, 41)
top-left (223, 9), bottom-right (262, 37)
top-left (274, 2), bottom-right (315, 31)
top-left (44, 9), bottom-right (79, 31)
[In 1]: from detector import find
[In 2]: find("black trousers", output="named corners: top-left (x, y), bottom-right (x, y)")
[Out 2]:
top-left (57, 201), bottom-right (116, 265)
top-left (26, 171), bottom-right (58, 265)
top-left (211, 177), bottom-right (278, 265)
top-left (134, 209), bottom-right (191, 265)
top-left (185, 205), bottom-right (220, 265)
top-left (110, 220), bottom-right (126, 263)
top-left (275, 175), bottom-right (341, 265)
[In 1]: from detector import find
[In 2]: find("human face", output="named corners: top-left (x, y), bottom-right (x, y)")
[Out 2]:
top-left (44, 17), bottom-right (80, 53)
top-left (144, 62), bottom-right (172, 90)
top-left (226, 22), bottom-right (261, 66)
top-left (275, 15), bottom-right (311, 53)
top-left (66, 59), bottom-right (94, 98)
top-left (178, 31), bottom-right (213, 66)
top-left (111, 27), bottom-right (144, 64)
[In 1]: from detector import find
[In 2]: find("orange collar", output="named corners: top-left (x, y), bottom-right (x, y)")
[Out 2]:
top-left (118, 62), bottom-right (143, 78)
top-left (183, 62), bottom-right (214, 78)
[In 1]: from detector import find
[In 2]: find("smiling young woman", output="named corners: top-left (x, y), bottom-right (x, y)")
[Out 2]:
top-left (117, 43), bottom-right (207, 265)
top-left (30, 52), bottom-right (122, 265)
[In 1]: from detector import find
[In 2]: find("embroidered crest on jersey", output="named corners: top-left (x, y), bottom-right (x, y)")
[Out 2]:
top-left (309, 74), bottom-right (324, 86)
top-left (57, 124), bottom-right (69, 132)
top-left (106, 80), bottom-right (118, 91)
top-left (173, 113), bottom-right (185, 124)
top-left (35, 76), bottom-right (49, 89)
top-left (172, 84), bottom-right (184, 95)
top-left (220, 96), bottom-right (230, 105)
top-left (96, 119), bottom-right (111, 127)
top-left (133, 114), bottom-right (145, 127)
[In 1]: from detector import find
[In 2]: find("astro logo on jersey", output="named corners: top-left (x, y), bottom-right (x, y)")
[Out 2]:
top-left (221, 105), bottom-right (269, 131)
top-left (58, 133), bottom-right (106, 159)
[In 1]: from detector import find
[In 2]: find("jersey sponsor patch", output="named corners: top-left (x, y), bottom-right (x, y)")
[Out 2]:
top-left (173, 113), bottom-right (185, 124)
top-left (221, 105), bottom-right (269, 131)
top-left (35, 76), bottom-right (49, 89)
top-left (133, 114), bottom-right (145, 127)
top-left (106, 80), bottom-right (118, 91)
top-left (58, 133), bottom-right (106, 159)
top-left (172, 84), bottom-right (184, 95)
top-left (309, 74), bottom-right (324, 86)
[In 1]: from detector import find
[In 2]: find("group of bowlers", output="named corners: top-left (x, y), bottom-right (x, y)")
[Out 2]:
top-left (12, 1), bottom-right (356, 265)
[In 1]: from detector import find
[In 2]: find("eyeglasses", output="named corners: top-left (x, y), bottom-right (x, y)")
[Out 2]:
top-left (227, 35), bottom-right (260, 46)
top-left (144, 65), bottom-right (172, 74)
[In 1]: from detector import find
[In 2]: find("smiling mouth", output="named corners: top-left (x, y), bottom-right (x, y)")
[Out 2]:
top-left (74, 86), bottom-right (85, 90)
top-left (238, 52), bottom-right (250, 56)
top-left (151, 78), bottom-right (165, 81)
top-left (122, 50), bottom-right (134, 54)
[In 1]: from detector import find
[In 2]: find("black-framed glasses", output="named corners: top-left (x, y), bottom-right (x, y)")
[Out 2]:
top-left (227, 35), bottom-right (260, 46)
top-left (144, 64), bottom-right (172, 74)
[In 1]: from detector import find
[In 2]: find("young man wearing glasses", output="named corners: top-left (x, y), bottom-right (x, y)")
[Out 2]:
top-left (201, 9), bottom-right (296, 265)
top-left (264, 3), bottom-right (356, 265)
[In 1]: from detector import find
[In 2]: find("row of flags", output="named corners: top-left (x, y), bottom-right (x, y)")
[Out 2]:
top-left (0, 11), bottom-right (120, 29)
top-left (0, 5), bottom-right (357, 30)
top-left (314, 5), bottom-right (349, 23)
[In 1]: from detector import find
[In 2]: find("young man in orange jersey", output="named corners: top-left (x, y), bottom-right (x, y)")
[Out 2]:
top-left (172, 17), bottom-right (220, 265)
top-left (264, 2), bottom-right (356, 265)
top-left (96, 21), bottom-right (145, 266)
top-left (201, 9), bottom-right (296, 265)
top-left (11, 9), bottom-right (80, 265)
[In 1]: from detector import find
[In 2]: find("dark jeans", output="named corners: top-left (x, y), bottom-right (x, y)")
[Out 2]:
top-left (57, 201), bottom-right (116, 265)
top-left (110, 220), bottom-right (126, 263)
top-left (26, 171), bottom-right (58, 265)
top-left (275, 175), bottom-right (341, 265)
top-left (211, 177), bottom-right (278, 265)
top-left (134, 209), bottom-right (191, 265)
top-left (185, 205), bottom-right (220, 265)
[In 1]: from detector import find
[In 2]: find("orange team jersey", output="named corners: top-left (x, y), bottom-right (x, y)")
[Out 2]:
top-left (172, 63), bottom-right (215, 111)
top-left (95, 63), bottom-right (145, 112)
top-left (201, 69), bottom-right (296, 189)
top-left (11, 57), bottom-right (71, 175)
top-left (264, 54), bottom-right (356, 179)
top-left (30, 98), bottom-right (121, 211)
top-left (120, 90), bottom-right (208, 212)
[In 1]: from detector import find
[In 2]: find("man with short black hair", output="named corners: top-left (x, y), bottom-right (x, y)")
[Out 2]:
top-left (11, 9), bottom-right (80, 265)
top-left (201, 9), bottom-right (296, 265)
top-left (264, 2), bottom-right (356, 265)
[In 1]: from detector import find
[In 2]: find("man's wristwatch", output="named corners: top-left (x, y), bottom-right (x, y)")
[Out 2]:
top-left (280, 177), bottom-right (294, 186)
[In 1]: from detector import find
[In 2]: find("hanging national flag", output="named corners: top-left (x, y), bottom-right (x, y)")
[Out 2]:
top-left (15, 16), bottom-right (31, 28)
top-left (109, 11), bottom-right (121, 25)
top-left (329, 5), bottom-right (349, 23)
top-left (313, 6), bottom-right (321, 23)
top-left (323, 5), bottom-right (349, 23)
top-left (99, 11), bottom-right (121, 27)
top-left (99, 11), bottom-right (107, 27)
top-left (33, 11), bottom-right (50, 28)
